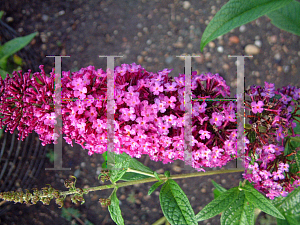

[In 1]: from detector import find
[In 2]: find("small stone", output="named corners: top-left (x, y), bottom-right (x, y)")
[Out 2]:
top-left (221, 179), bottom-right (226, 184)
top-left (143, 27), bottom-right (149, 33)
top-left (222, 63), bottom-right (229, 70)
top-left (256, 78), bottom-right (261, 85)
top-left (113, 30), bottom-right (118, 35)
top-left (172, 165), bottom-right (182, 172)
top-left (173, 42), bottom-right (184, 48)
top-left (154, 191), bottom-right (159, 196)
top-left (141, 51), bottom-right (147, 56)
top-left (137, 55), bottom-right (144, 64)
top-left (137, 32), bottom-right (143, 37)
top-left (165, 56), bottom-right (173, 64)
top-left (156, 169), bottom-right (164, 174)
top-left (183, 1), bottom-right (191, 9)
top-left (201, 188), bottom-right (206, 193)
top-left (254, 40), bottom-right (262, 47)
top-left (208, 41), bottom-right (215, 48)
top-left (146, 39), bottom-right (152, 45)
top-left (152, 208), bottom-right (158, 212)
top-left (187, 43), bottom-right (193, 49)
top-left (205, 52), bottom-right (212, 60)
top-left (6, 17), bottom-right (14, 23)
top-left (41, 44), bottom-right (47, 51)
top-left (158, 24), bottom-right (163, 29)
top-left (283, 65), bottom-right (290, 73)
top-left (245, 44), bottom-right (260, 55)
top-left (217, 46), bottom-right (224, 53)
top-left (58, 10), bottom-right (65, 16)
top-left (277, 66), bottom-right (283, 72)
top-left (137, 23), bottom-right (143, 29)
top-left (146, 57), bottom-right (153, 62)
top-left (274, 53), bottom-right (281, 63)
top-left (167, 31), bottom-right (172, 36)
top-left (239, 25), bottom-right (246, 32)
top-left (42, 15), bottom-right (49, 22)
top-left (120, 195), bottom-right (126, 200)
top-left (229, 36), bottom-right (239, 44)
top-left (282, 45), bottom-right (288, 53)
top-left (91, 163), bottom-right (95, 168)
top-left (268, 35), bottom-right (277, 44)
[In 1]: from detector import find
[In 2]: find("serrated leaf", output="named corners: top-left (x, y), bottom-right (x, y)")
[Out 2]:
top-left (276, 217), bottom-right (290, 225)
top-left (196, 187), bottom-right (239, 221)
top-left (148, 181), bottom-right (164, 195)
top-left (267, 1), bottom-right (300, 36)
top-left (119, 154), bottom-right (153, 181)
top-left (213, 189), bottom-right (223, 199)
top-left (129, 157), bottom-right (154, 174)
top-left (108, 189), bottom-right (124, 225)
top-left (159, 179), bottom-right (197, 225)
top-left (0, 32), bottom-right (38, 59)
top-left (272, 186), bottom-right (300, 224)
top-left (221, 190), bottom-right (254, 225)
top-left (108, 152), bottom-right (131, 183)
top-left (200, 0), bottom-right (292, 51)
top-left (211, 180), bottom-right (227, 193)
top-left (243, 184), bottom-right (285, 219)
top-left (119, 172), bottom-right (150, 181)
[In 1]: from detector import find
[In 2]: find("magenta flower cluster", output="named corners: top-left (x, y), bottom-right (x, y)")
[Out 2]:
top-left (242, 82), bottom-right (300, 199)
top-left (1, 64), bottom-right (300, 200)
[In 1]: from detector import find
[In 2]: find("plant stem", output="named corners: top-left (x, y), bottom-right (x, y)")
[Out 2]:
top-left (38, 169), bottom-right (245, 198)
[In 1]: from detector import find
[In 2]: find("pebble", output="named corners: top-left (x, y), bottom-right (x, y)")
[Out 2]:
top-left (143, 27), bottom-right (149, 33)
top-left (183, 1), bottom-right (191, 9)
top-left (283, 65), bottom-right (290, 73)
top-left (268, 35), bottom-right (277, 44)
top-left (239, 25), bottom-right (246, 32)
top-left (229, 36), bottom-right (239, 44)
top-left (187, 43), bottom-right (193, 49)
top-left (277, 66), bottom-right (283, 72)
top-left (156, 168), bottom-right (164, 174)
top-left (146, 39), bottom-right (152, 45)
top-left (254, 40), bottom-right (262, 47)
top-left (201, 188), bottom-right (206, 193)
top-left (274, 53), bottom-right (281, 63)
top-left (42, 15), bottom-right (49, 22)
top-left (172, 165), bottom-right (182, 172)
top-left (221, 179), bottom-right (226, 184)
top-left (222, 63), bottom-right (229, 70)
top-left (208, 41), bottom-right (215, 48)
top-left (165, 56), bottom-right (174, 64)
top-left (41, 44), bottom-right (47, 51)
top-left (80, 162), bottom-right (86, 168)
top-left (173, 42), bottom-right (184, 48)
top-left (217, 46), bottom-right (224, 53)
top-left (137, 55), bottom-right (144, 64)
top-left (146, 57), bottom-right (153, 62)
top-left (245, 44), bottom-right (260, 55)
top-left (205, 52), bottom-right (212, 60)
top-left (256, 78), bottom-right (261, 85)
top-left (158, 24), bottom-right (163, 29)
top-left (137, 23), bottom-right (143, 29)
top-left (6, 17), bottom-right (14, 23)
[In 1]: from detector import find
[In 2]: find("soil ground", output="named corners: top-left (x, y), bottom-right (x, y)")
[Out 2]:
top-left (1, 0), bottom-right (299, 224)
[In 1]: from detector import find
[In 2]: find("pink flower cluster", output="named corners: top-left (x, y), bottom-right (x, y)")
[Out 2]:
top-left (1, 64), bottom-right (300, 200)
top-left (0, 64), bottom-right (240, 173)
top-left (242, 82), bottom-right (300, 199)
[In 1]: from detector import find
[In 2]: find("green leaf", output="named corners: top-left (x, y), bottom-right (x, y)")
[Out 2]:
top-left (159, 179), bottom-right (197, 225)
top-left (154, 171), bottom-right (162, 181)
top-left (119, 155), bottom-right (154, 181)
top-left (61, 208), bottom-right (81, 221)
top-left (108, 152), bottom-right (131, 183)
top-left (211, 180), bottom-right (227, 193)
top-left (290, 136), bottom-right (300, 143)
top-left (148, 180), bottom-right (165, 196)
top-left (267, 1), bottom-right (300, 36)
top-left (212, 180), bottom-right (227, 199)
top-left (243, 184), bottom-right (285, 219)
top-left (272, 186), bottom-right (300, 224)
top-left (129, 157), bottom-right (153, 174)
top-left (220, 190), bottom-right (254, 225)
top-left (108, 188), bottom-right (125, 225)
top-left (276, 218), bottom-right (290, 225)
top-left (119, 172), bottom-right (150, 181)
top-left (200, 0), bottom-right (292, 51)
top-left (0, 32), bottom-right (38, 60)
top-left (0, 11), bottom-right (4, 20)
top-left (196, 187), bottom-right (239, 221)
